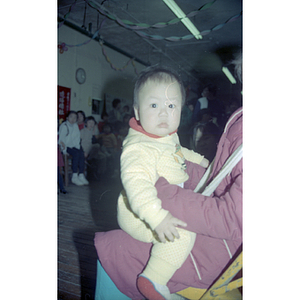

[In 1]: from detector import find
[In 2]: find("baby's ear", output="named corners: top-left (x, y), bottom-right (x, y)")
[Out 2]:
top-left (133, 106), bottom-right (140, 121)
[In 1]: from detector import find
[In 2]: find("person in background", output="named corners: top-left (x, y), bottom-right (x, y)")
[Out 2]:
top-left (80, 116), bottom-right (100, 158)
top-left (80, 116), bottom-right (107, 179)
top-left (225, 98), bottom-right (242, 120)
top-left (192, 114), bottom-right (221, 162)
top-left (98, 112), bottom-right (109, 133)
top-left (59, 111), bottom-right (89, 186)
top-left (122, 113), bottom-right (131, 126)
top-left (177, 99), bottom-right (194, 148)
top-left (108, 98), bottom-right (123, 125)
top-left (77, 110), bottom-right (86, 130)
top-left (121, 105), bottom-right (130, 119)
top-left (99, 123), bottom-right (117, 152)
top-left (192, 84), bottom-right (225, 129)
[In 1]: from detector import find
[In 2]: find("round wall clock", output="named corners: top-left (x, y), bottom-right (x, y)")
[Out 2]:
top-left (76, 68), bottom-right (86, 84)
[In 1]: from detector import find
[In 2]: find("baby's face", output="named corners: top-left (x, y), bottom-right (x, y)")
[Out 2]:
top-left (134, 79), bottom-right (182, 137)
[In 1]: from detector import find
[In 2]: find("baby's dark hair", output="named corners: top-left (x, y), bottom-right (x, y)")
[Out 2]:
top-left (133, 65), bottom-right (186, 108)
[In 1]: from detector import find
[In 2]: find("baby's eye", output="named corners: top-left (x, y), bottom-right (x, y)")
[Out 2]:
top-left (151, 104), bottom-right (157, 108)
top-left (168, 103), bottom-right (175, 109)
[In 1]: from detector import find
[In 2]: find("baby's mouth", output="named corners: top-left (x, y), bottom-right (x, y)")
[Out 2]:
top-left (158, 122), bottom-right (168, 128)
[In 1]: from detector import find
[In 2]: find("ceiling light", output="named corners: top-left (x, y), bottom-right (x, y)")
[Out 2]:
top-left (222, 67), bottom-right (236, 84)
top-left (163, 0), bottom-right (202, 39)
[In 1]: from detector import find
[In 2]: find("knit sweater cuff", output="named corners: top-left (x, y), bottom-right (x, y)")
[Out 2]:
top-left (146, 208), bottom-right (169, 231)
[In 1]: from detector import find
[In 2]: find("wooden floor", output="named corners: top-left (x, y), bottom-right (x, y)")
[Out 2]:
top-left (58, 173), bottom-right (123, 300)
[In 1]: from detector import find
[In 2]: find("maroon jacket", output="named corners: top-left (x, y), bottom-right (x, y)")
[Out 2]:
top-left (94, 108), bottom-right (243, 299)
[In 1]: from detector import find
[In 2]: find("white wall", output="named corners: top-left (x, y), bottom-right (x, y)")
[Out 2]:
top-left (58, 25), bottom-right (145, 122)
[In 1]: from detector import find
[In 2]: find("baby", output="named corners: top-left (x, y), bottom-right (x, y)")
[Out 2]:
top-left (117, 66), bottom-right (209, 300)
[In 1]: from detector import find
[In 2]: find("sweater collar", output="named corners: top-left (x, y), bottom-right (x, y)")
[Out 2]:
top-left (129, 117), bottom-right (177, 139)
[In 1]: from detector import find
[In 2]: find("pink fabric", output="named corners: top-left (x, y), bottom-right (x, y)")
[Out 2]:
top-left (94, 108), bottom-right (243, 299)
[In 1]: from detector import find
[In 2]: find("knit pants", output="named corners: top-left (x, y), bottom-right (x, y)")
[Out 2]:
top-left (117, 190), bottom-right (196, 285)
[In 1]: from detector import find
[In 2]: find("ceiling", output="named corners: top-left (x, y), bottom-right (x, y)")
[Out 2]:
top-left (58, 0), bottom-right (242, 97)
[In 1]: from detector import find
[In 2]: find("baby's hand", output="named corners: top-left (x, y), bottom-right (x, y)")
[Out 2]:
top-left (200, 158), bottom-right (209, 168)
top-left (154, 212), bottom-right (187, 243)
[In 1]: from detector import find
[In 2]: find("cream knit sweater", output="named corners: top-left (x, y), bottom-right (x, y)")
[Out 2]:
top-left (119, 118), bottom-right (204, 231)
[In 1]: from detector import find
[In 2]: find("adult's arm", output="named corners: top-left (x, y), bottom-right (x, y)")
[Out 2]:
top-left (183, 160), bottom-right (207, 190)
top-left (155, 165), bottom-right (242, 241)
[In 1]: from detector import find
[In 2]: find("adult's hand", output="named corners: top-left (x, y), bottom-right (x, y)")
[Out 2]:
top-left (154, 175), bottom-right (242, 241)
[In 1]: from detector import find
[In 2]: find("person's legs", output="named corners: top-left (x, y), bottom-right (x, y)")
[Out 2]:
top-left (78, 146), bottom-right (85, 174)
top-left (58, 166), bottom-right (67, 193)
top-left (67, 147), bottom-right (84, 185)
top-left (118, 191), bottom-right (196, 299)
top-left (67, 147), bottom-right (79, 173)
top-left (77, 146), bottom-right (89, 184)
top-left (137, 229), bottom-right (196, 300)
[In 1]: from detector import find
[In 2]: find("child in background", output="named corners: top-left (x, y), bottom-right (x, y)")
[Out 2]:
top-left (80, 116), bottom-right (100, 158)
top-left (59, 111), bottom-right (89, 186)
top-left (97, 112), bottom-right (109, 133)
top-left (108, 98), bottom-right (122, 124)
top-left (117, 66), bottom-right (209, 300)
top-left (99, 123), bottom-right (117, 154)
top-left (77, 110), bottom-right (86, 130)
top-left (80, 116), bottom-right (107, 178)
top-left (121, 104), bottom-right (130, 120)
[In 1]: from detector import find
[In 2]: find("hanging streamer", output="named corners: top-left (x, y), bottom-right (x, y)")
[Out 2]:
top-left (99, 41), bottom-right (139, 74)
top-left (58, 0), bottom-right (78, 28)
top-left (85, 0), bottom-right (217, 31)
top-left (58, 18), bottom-right (105, 51)
top-left (132, 11), bottom-right (242, 41)
top-left (58, 17), bottom-right (139, 74)
top-left (57, 0), bottom-right (241, 70)
top-left (59, 0), bottom-right (241, 41)
top-left (58, 10), bottom-right (241, 44)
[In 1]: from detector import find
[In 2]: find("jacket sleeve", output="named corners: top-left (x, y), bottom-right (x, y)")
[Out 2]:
top-left (121, 144), bottom-right (169, 230)
top-left (181, 146), bottom-right (204, 165)
top-left (155, 166), bottom-right (242, 241)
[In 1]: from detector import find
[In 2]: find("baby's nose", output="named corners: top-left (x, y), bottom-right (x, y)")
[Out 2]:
top-left (158, 106), bottom-right (168, 115)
